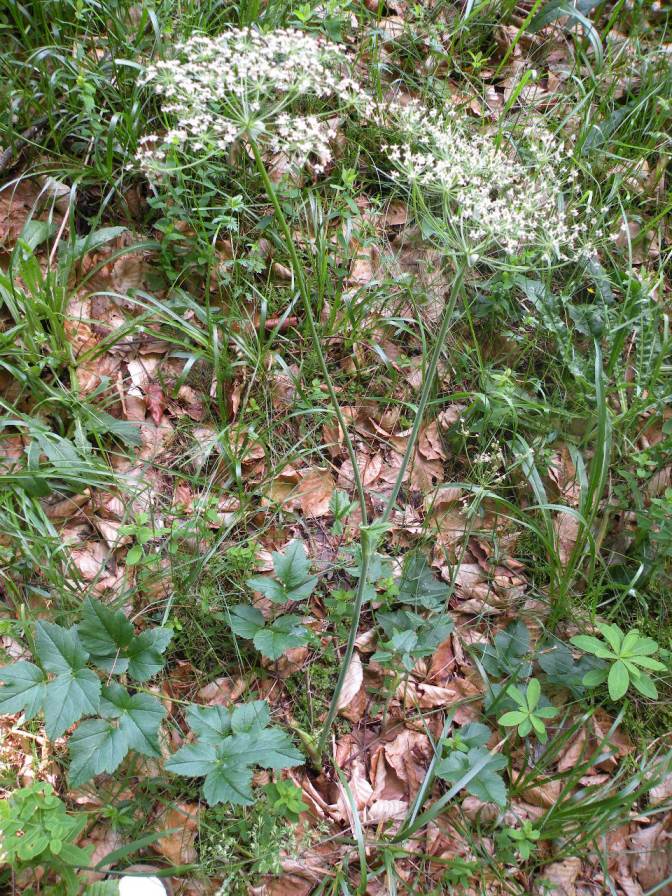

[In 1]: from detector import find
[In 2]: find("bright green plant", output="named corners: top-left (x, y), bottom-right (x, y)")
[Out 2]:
top-left (165, 700), bottom-right (303, 805)
top-left (0, 781), bottom-right (92, 895)
top-left (228, 605), bottom-right (310, 661)
top-left (372, 609), bottom-right (453, 672)
top-left (246, 540), bottom-right (317, 604)
top-left (570, 623), bottom-right (667, 700)
top-left (435, 722), bottom-right (508, 807)
top-left (498, 678), bottom-right (559, 743)
top-left (0, 598), bottom-right (172, 785)
top-left (119, 512), bottom-right (164, 566)
top-left (263, 779), bottom-right (308, 822)
top-left (495, 820), bottom-right (540, 862)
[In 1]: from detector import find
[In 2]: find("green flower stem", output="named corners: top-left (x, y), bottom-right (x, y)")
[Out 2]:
top-left (318, 264), bottom-right (465, 762)
top-left (379, 263), bottom-right (465, 526)
top-left (316, 547), bottom-right (371, 761)
top-left (251, 138), bottom-right (466, 765)
top-left (250, 139), bottom-right (368, 522)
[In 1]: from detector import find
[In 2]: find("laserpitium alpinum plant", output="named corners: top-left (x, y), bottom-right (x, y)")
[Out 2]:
top-left (138, 25), bottom-right (602, 763)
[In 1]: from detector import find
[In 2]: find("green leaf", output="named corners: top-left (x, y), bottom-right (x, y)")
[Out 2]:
top-left (582, 668), bottom-right (608, 688)
top-left (126, 544), bottom-right (143, 566)
top-left (246, 576), bottom-right (289, 604)
top-left (0, 661), bottom-right (47, 720)
top-left (630, 655), bottom-right (666, 671)
top-left (231, 700), bottom-right (270, 734)
top-left (36, 621), bottom-right (89, 674)
top-left (631, 671), bottom-right (658, 700)
top-left (596, 622), bottom-right (623, 653)
top-left (126, 627), bottom-right (172, 681)
top-left (479, 622), bottom-right (531, 680)
top-left (397, 552), bottom-right (450, 610)
top-left (608, 660), bottom-right (629, 701)
top-left (78, 598), bottom-right (134, 674)
top-left (45, 668), bottom-right (101, 739)
top-left (68, 719), bottom-right (128, 786)
top-left (436, 747), bottom-right (508, 807)
top-left (100, 683), bottom-right (165, 756)
top-left (248, 540), bottom-right (317, 603)
top-left (203, 762), bottom-right (254, 806)
top-left (274, 540), bottom-right (312, 586)
top-left (570, 634), bottom-right (614, 659)
top-left (168, 700), bottom-right (304, 806)
top-left (240, 728), bottom-right (304, 769)
top-left (229, 604), bottom-right (265, 639)
top-left (185, 704), bottom-right (233, 742)
top-left (498, 711), bottom-right (527, 727)
top-left (455, 722), bottom-right (491, 750)
top-left (165, 741), bottom-right (218, 777)
top-left (253, 615), bottom-right (309, 661)
top-left (526, 678), bottom-right (541, 710)
top-left (538, 641), bottom-right (603, 695)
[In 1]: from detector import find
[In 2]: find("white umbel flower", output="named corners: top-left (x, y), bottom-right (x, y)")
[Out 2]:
top-left (383, 102), bottom-right (595, 263)
top-left (138, 28), bottom-right (371, 176)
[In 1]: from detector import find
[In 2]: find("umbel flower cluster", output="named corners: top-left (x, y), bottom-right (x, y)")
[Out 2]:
top-left (385, 103), bottom-right (598, 263)
top-left (138, 27), bottom-right (371, 175)
top-left (138, 27), bottom-right (596, 264)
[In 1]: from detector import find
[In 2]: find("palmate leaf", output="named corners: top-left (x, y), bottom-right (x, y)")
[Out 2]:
top-left (397, 552), bottom-right (450, 610)
top-left (126, 627), bottom-right (173, 682)
top-left (247, 540), bottom-right (317, 603)
top-left (166, 700), bottom-right (303, 806)
top-left (36, 621), bottom-right (88, 674)
top-left (436, 746), bottom-right (508, 807)
top-left (253, 615), bottom-right (309, 660)
top-left (78, 598), bottom-right (135, 674)
top-left (229, 604), bottom-right (309, 660)
top-left (68, 719), bottom-right (128, 787)
top-left (68, 684), bottom-right (165, 786)
top-left (100, 683), bottom-right (165, 755)
top-left (0, 661), bottom-right (47, 720)
top-left (77, 598), bottom-right (172, 681)
top-left (45, 668), bottom-right (101, 739)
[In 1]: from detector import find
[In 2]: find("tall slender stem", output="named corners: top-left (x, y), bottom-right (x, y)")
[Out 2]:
top-left (251, 138), bottom-right (466, 765)
top-left (250, 140), bottom-right (368, 523)
top-left (379, 264), bottom-right (465, 525)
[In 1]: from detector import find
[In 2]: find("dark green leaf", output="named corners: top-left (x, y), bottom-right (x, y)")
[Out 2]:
top-left (100, 683), bottom-right (165, 756)
top-left (0, 661), bottom-right (47, 720)
top-left (397, 552), bottom-right (450, 609)
top-left (36, 621), bottom-right (88, 674)
top-left (126, 627), bottom-right (172, 681)
top-left (228, 604), bottom-right (265, 639)
top-left (185, 704), bottom-right (233, 743)
top-left (203, 762), bottom-right (254, 806)
top-left (68, 719), bottom-right (127, 786)
top-left (253, 615), bottom-right (309, 660)
top-left (45, 668), bottom-right (101, 739)
top-left (78, 598), bottom-right (134, 674)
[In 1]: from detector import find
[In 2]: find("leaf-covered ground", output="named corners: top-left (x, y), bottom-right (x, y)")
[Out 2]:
top-left (0, 1), bottom-right (671, 894)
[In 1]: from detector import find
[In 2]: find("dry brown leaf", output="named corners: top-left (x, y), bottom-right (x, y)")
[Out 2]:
top-left (554, 512), bottom-right (580, 566)
top-left (384, 729), bottom-right (432, 799)
top-left (365, 798), bottom-right (407, 826)
top-left (338, 451), bottom-right (383, 490)
top-left (629, 822), bottom-right (672, 891)
top-left (153, 803), bottom-right (199, 866)
top-left (197, 676), bottom-right (246, 706)
top-left (338, 652), bottom-right (363, 712)
top-left (650, 771), bottom-right (672, 806)
top-left (297, 467), bottom-right (335, 518)
top-left (535, 857), bottom-right (582, 896)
